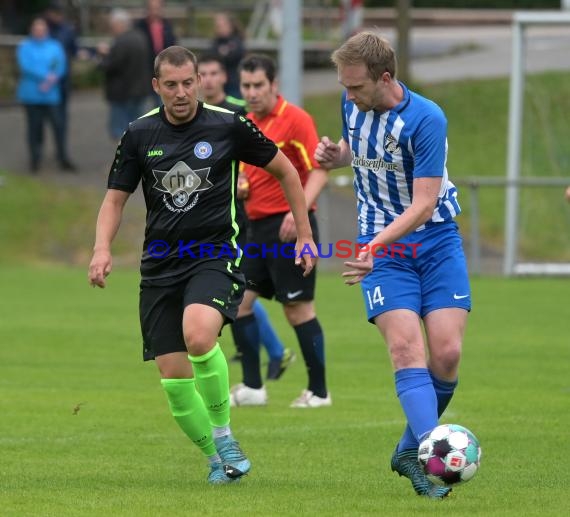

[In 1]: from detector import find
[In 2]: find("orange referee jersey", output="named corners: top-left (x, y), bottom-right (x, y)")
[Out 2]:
top-left (243, 95), bottom-right (320, 220)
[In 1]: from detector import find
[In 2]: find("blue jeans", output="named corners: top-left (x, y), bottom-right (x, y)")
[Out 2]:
top-left (109, 98), bottom-right (146, 140)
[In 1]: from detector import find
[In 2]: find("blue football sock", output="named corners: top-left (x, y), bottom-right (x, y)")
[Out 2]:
top-left (253, 300), bottom-right (284, 361)
top-left (395, 368), bottom-right (438, 451)
top-left (398, 373), bottom-right (458, 452)
top-left (397, 426), bottom-right (417, 453)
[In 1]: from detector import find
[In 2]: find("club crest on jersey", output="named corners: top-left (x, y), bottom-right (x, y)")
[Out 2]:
top-left (384, 133), bottom-right (401, 154)
top-left (152, 161), bottom-right (213, 211)
top-left (194, 141), bottom-right (212, 159)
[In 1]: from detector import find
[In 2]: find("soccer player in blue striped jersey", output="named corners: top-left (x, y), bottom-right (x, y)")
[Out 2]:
top-left (315, 32), bottom-right (471, 499)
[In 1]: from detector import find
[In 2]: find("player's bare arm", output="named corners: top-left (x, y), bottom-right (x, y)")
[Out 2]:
top-left (314, 136), bottom-right (351, 170)
top-left (88, 189), bottom-right (130, 288)
top-left (265, 150), bottom-right (318, 275)
top-left (343, 176), bottom-right (441, 285)
top-left (237, 171), bottom-right (250, 199)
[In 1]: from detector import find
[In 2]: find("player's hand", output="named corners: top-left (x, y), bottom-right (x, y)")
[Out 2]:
top-left (565, 186), bottom-right (570, 202)
top-left (279, 211), bottom-right (297, 242)
top-left (39, 73), bottom-right (57, 92)
top-left (97, 41), bottom-right (110, 55)
top-left (315, 136), bottom-right (341, 170)
top-left (342, 250), bottom-right (373, 285)
top-left (88, 249), bottom-right (112, 288)
top-left (295, 237), bottom-right (318, 277)
top-left (237, 173), bottom-right (249, 200)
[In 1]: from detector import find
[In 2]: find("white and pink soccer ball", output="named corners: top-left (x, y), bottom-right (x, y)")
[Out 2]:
top-left (418, 424), bottom-right (482, 486)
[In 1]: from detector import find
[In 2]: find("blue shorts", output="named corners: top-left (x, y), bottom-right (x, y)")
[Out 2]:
top-left (359, 222), bottom-right (471, 322)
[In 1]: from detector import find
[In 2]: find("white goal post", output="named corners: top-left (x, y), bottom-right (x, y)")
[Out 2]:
top-left (504, 11), bottom-right (570, 276)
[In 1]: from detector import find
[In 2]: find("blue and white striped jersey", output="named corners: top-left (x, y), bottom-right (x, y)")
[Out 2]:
top-left (341, 82), bottom-right (461, 237)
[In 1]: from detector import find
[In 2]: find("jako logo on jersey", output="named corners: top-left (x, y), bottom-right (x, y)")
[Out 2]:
top-left (384, 133), bottom-right (401, 154)
top-left (194, 141), bottom-right (212, 159)
top-left (147, 149), bottom-right (163, 157)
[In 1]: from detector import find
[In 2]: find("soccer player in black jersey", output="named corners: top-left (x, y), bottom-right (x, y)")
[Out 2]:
top-left (198, 53), bottom-right (247, 114)
top-left (88, 46), bottom-right (317, 485)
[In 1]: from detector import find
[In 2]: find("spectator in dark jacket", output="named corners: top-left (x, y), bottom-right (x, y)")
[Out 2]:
top-left (97, 8), bottom-right (152, 141)
top-left (135, 0), bottom-right (177, 106)
top-left (210, 12), bottom-right (246, 101)
top-left (44, 0), bottom-right (78, 156)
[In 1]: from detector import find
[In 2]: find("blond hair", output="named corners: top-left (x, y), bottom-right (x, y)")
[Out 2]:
top-left (331, 31), bottom-right (397, 82)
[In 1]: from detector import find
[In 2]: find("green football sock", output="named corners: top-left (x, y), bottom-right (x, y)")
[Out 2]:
top-left (161, 378), bottom-right (217, 457)
top-left (189, 343), bottom-right (230, 428)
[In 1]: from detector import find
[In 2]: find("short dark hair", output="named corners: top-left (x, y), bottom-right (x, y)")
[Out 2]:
top-left (238, 54), bottom-right (277, 83)
top-left (154, 45), bottom-right (198, 78)
top-left (46, 0), bottom-right (64, 12)
top-left (197, 52), bottom-right (226, 71)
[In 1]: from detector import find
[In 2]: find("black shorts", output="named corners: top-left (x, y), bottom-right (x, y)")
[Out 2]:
top-left (139, 260), bottom-right (245, 361)
top-left (240, 211), bottom-right (318, 304)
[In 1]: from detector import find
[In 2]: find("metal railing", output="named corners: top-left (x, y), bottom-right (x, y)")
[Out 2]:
top-left (453, 176), bottom-right (569, 275)
top-left (327, 175), bottom-right (570, 275)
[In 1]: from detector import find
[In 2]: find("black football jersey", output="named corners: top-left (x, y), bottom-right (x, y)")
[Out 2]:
top-left (107, 102), bottom-right (278, 281)
top-left (213, 98), bottom-right (247, 116)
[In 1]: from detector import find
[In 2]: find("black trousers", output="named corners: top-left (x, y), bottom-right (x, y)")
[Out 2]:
top-left (23, 103), bottom-right (68, 166)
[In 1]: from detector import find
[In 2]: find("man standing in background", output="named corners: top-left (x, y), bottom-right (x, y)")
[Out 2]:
top-left (210, 12), bottom-right (246, 101)
top-left (97, 9), bottom-right (151, 141)
top-left (135, 0), bottom-right (177, 107)
top-left (44, 0), bottom-right (78, 171)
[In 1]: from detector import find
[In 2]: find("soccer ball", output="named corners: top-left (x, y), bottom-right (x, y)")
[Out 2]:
top-left (418, 424), bottom-right (481, 486)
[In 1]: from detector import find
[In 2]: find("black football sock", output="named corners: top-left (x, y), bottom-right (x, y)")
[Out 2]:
top-left (231, 314), bottom-right (262, 389)
top-left (294, 318), bottom-right (327, 398)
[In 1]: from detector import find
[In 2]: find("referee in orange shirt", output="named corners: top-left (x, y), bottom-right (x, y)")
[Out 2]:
top-left (230, 54), bottom-right (332, 408)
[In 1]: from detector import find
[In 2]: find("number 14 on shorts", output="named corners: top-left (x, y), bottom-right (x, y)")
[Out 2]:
top-left (366, 285), bottom-right (385, 309)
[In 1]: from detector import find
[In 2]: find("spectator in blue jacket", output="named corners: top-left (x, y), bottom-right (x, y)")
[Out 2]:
top-left (16, 17), bottom-right (76, 173)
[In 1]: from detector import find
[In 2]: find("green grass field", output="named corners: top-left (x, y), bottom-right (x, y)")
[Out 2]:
top-left (1, 266), bottom-right (568, 516)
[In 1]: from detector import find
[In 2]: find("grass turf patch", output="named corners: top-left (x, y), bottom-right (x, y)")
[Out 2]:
top-left (0, 266), bottom-right (568, 516)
